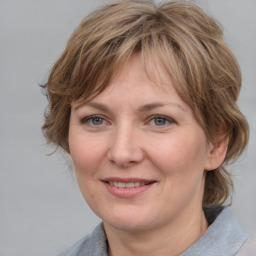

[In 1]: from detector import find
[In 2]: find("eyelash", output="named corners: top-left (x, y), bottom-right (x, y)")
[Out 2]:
top-left (80, 114), bottom-right (175, 128)
top-left (81, 115), bottom-right (109, 126)
top-left (147, 115), bottom-right (175, 127)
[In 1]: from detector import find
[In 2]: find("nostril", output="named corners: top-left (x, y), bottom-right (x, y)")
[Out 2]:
top-left (107, 148), bottom-right (144, 167)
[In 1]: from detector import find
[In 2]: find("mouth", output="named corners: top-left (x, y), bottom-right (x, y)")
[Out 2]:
top-left (101, 178), bottom-right (156, 198)
top-left (105, 180), bottom-right (155, 188)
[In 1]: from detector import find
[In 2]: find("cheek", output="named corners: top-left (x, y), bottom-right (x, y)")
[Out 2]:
top-left (148, 131), bottom-right (208, 177)
top-left (148, 133), bottom-right (208, 208)
top-left (69, 131), bottom-right (105, 176)
top-left (69, 132), bottom-right (106, 205)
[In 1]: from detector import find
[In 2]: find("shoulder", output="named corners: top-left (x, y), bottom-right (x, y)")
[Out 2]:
top-left (57, 223), bottom-right (108, 256)
top-left (237, 236), bottom-right (256, 256)
top-left (181, 206), bottom-right (250, 256)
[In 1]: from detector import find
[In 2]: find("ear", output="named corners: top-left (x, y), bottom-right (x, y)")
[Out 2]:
top-left (204, 135), bottom-right (229, 171)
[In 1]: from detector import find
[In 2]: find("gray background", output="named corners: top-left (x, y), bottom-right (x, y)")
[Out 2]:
top-left (0, 0), bottom-right (255, 255)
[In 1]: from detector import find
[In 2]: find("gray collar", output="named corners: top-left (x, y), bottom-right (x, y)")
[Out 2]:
top-left (84, 206), bottom-right (249, 256)
top-left (181, 206), bottom-right (249, 255)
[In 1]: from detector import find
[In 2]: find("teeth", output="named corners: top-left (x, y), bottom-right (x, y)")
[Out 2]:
top-left (108, 181), bottom-right (147, 188)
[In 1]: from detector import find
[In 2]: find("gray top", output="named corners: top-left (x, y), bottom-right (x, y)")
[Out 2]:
top-left (58, 206), bottom-right (249, 256)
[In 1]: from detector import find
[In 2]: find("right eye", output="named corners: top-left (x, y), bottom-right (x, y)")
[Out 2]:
top-left (81, 115), bottom-right (108, 127)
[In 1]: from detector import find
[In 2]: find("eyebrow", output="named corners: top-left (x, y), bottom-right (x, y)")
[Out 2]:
top-left (137, 102), bottom-right (186, 113)
top-left (73, 102), bottom-right (110, 112)
top-left (75, 101), bottom-right (186, 113)
top-left (85, 102), bottom-right (111, 112)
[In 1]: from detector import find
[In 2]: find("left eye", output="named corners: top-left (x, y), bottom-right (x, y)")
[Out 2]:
top-left (153, 117), bottom-right (167, 126)
top-left (148, 115), bottom-right (173, 126)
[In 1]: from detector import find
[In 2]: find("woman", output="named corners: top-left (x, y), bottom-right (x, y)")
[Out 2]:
top-left (42, 1), bottom-right (254, 255)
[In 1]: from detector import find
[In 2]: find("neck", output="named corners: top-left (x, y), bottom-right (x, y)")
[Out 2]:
top-left (104, 207), bottom-right (209, 256)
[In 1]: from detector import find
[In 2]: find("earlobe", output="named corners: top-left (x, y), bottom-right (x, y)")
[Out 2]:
top-left (204, 135), bottom-right (229, 171)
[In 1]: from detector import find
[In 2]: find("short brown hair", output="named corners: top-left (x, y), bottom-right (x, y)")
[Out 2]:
top-left (42, 0), bottom-right (249, 205)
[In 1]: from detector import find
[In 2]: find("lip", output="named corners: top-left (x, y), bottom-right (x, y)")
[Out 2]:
top-left (101, 177), bottom-right (156, 198)
top-left (102, 177), bottom-right (155, 183)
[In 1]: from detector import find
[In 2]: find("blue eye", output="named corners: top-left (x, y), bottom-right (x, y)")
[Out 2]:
top-left (90, 116), bottom-right (104, 125)
top-left (154, 117), bottom-right (167, 126)
top-left (149, 115), bottom-right (174, 127)
top-left (82, 115), bottom-right (106, 126)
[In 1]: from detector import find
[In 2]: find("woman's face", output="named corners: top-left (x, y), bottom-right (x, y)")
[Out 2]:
top-left (69, 54), bottom-right (214, 233)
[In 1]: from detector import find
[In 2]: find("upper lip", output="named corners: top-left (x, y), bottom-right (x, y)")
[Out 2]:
top-left (101, 177), bottom-right (156, 183)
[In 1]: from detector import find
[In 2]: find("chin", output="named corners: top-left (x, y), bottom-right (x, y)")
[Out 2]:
top-left (99, 206), bottom-right (160, 233)
top-left (104, 218), bottom-right (152, 233)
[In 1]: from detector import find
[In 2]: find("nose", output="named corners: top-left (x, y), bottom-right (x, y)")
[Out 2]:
top-left (107, 125), bottom-right (144, 167)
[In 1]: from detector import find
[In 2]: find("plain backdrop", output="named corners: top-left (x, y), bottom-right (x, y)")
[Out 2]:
top-left (0, 0), bottom-right (255, 255)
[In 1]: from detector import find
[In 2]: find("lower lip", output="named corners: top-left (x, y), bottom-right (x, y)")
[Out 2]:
top-left (103, 182), bottom-right (155, 198)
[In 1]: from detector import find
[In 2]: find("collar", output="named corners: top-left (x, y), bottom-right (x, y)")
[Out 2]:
top-left (86, 206), bottom-right (249, 256)
top-left (181, 206), bottom-right (249, 256)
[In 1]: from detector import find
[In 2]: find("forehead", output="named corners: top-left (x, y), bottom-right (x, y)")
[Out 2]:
top-left (104, 52), bottom-right (177, 96)
top-left (75, 50), bottom-right (190, 113)
top-left (74, 54), bottom-right (190, 114)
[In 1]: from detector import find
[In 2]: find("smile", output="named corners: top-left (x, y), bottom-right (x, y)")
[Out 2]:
top-left (107, 181), bottom-right (151, 188)
top-left (102, 178), bottom-right (156, 198)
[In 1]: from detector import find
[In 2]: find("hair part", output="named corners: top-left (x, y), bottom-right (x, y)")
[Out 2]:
top-left (42, 0), bottom-right (249, 205)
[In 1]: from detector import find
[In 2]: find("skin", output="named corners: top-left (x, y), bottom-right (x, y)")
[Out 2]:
top-left (69, 53), bottom-right (228, 256)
